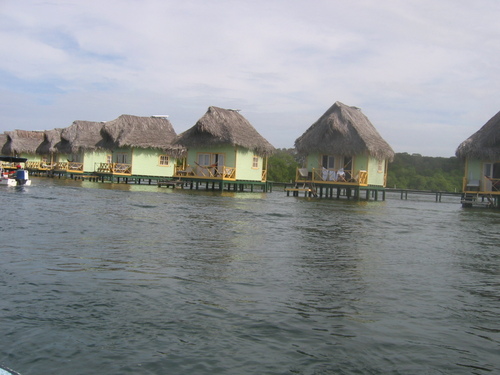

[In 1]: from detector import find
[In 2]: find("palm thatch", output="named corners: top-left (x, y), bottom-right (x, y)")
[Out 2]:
top-left (101, 115), bottom-right (184, 156)
top-left (57, 121), bottom-right (105, 154)
top-left (2, 129), bottom-right (45, 155)
top-left (36, 128), bottom-right (63, 154)
top-left (176, 106), bottom-right (275, 157)
top-left (0, 133), bottom-right (7, 154)
top-left (295, 101), bottom-right (395, 161)
top-left (455, 110), bottom-right (500, 160)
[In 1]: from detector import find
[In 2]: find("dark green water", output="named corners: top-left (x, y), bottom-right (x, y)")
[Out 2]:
top-left (1, 178), bottom-right (499, 374)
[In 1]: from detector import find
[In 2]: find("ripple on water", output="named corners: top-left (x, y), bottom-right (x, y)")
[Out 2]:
top-left (0, 179), bottom-right (499, 374)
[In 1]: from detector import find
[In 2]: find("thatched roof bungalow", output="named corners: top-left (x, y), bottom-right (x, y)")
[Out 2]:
top-left (49, 120), bottom-right (108, 174)
top-left (294, 101), bottom-right (394, 187)
top-left (58, 121), bottom-right (105, 154)
top-left (455, 110), bottom-right (500, 195)
top-left (174, 106), bottom-right (275, 182)
top-left (99, 114), bottom-right (182, 177)
top-left (36, 128), bottom-right (63, 155)
top-left (2, 130), bottom-right (45, 161)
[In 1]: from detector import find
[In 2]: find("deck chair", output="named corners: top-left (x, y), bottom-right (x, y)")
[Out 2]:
top-left (466, 179), bottom-right (480, 190)
top-left (298, 168), bottom-right (309, 178)
top-left (177, 166), bottom-right (194, 176)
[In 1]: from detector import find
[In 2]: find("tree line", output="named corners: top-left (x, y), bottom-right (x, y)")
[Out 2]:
top-left (267, 149), bottom-right (464, 192)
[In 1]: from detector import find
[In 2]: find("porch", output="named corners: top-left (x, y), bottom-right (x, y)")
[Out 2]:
top-left (53, 161), bottom-right (84, 173)
top-left (294, 167), bottom-right (368, 186)
top-left (96, 162), bottom-right (132, 175)
top-left (462, 176), bottom-right (500, 195)
top-left (174, 165), bottom-right (268, 182)
top-left (25, 161), bottom-right (57, 171)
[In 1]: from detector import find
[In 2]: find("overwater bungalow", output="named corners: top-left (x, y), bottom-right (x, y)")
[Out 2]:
top-left (0, 133), bottom-right (9, 171)
top-left (292, 101), bottom-right (394, 199)
top-left (96, 114), bottom-right (182, 180)
top-left (2, 129), bottom-right (45, 165)
top-left (456, 110), bottom-right (500, 207)
top-left (51, 121), bottom-right (108, 176)
top-left (173, 106), bottom-right (275, 190)
top-left (26, 128), bottom-right (64, 173)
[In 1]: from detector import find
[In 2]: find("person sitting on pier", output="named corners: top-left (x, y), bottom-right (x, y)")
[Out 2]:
top-left (337, 168), bottom-right (346, 181)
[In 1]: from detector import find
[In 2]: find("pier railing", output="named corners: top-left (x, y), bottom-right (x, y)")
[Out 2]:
top-left (462, 177), bottom-right (500, 193)
top-left (53, 162), bottom-right (84, 172)
top-left (26, 161), bottom-right (57, 171)
top-left (295, 168), bottom-right (367, 185)
top-left (96, 163), bottom-right (132, 175)
top-left (174, 165), bottom-right (237, 180)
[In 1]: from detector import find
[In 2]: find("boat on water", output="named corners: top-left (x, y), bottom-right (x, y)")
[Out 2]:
top-left (0, 156), bottom-right (32, 186)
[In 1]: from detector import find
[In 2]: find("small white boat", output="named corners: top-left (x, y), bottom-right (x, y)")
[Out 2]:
top-left (0, 156), bottom-right (32, 186)
top-left (0, 364), bottom-right (21, 375)
top-left (0, 176), bottom-right (32, 186)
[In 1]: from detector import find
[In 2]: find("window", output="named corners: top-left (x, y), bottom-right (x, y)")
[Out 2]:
top-left (159, 155), bottom-right (169, 166)
top-left (322, 155), bottom-right (335, 169)
top-left (70, 153), bottom-right (81, 163)
top-left (198, 153), bottom-right (211, 166)
top-left (106, 154), bottom-right (112, 164)
top-left (116, 153), bottom-right (128, 163)
top-left (252, 156), bottom-right (259, 168)
top-left (377, 159), bottom-right (384, 173)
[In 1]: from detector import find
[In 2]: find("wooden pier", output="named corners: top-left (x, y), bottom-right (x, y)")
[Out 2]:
top-left (157, 180), bottom-right (184, 188)
top-left (284, 183), bottom-right (385, 200)
top-left (283, 185), bottom-right (467, 203)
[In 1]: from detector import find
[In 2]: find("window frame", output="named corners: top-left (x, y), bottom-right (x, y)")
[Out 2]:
top-left (159, 155), bottom-right (170, 166)
top-left (252, 155), bottom-right (259, 169)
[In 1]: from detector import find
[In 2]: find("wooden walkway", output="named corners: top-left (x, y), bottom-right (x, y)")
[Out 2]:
top-left (157, 180), bottom-right (184, 188)
top-left (283, 184), bottom-right (466, 203)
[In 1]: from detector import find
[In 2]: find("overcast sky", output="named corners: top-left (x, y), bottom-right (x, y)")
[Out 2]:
top-left (1, 0), bottom-right (499, 157)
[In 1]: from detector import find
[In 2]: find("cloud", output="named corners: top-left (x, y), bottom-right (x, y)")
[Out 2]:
top-left (0, 0), bottom-right (499, 156)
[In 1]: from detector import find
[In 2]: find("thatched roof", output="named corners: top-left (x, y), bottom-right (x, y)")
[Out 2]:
top-left (101, 114), bottom-right (183, 156)
top-left (58, 121), bottom-right (105, 154)
top-left (176, 106), bottom-right (275, 156)
top-left (455, 110), bottom-right (500, 160)
top-left (36, 128), bottom-right (63, 154)
top-left (2, 129), bottom-right (45, 155)
top-left (0, 133), bottom-right (7, 154)
top-left (294, 101), bottom-right (394, 161)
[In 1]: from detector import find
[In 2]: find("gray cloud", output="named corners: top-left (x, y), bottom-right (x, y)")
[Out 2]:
top-left (1, 0), bottom-right (499, 156)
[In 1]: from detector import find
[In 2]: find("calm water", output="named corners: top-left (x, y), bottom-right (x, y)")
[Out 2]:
top-left (0, 178), bottom-right (499, 375)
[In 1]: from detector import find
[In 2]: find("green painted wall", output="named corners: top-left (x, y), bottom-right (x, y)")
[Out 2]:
top-left (131, 148), bottom-right (175, 177)
top-left (81, 150), bottom-right (110, 173)
top-left (235, 148), bottom-right (264, 181)
top-left (353, 154), bottom-right (368, 172)
top-left (19, 152), bottom-right (42, 162)
top-left (366, 156), bottom-right (386, 186)
top-left (465, 159), bottom-right (482, 180)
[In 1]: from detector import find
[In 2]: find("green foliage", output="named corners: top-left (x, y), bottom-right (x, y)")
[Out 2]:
top-left (267, 148), bottom-right (300, 183)
top-left (387, 153), bottom-right (464, 192)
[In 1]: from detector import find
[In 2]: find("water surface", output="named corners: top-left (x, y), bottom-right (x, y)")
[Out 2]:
top-left (1, 178), bottom-right (499, 374)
